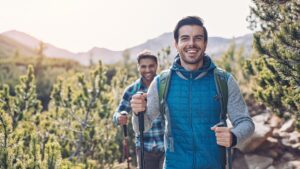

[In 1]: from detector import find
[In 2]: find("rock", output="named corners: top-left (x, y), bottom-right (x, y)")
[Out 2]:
top-left (289, 131), bottom-right (300, 144)
top-left (282, 138), bottom-right (292, 147)
top-left (279, 119), bottom-right (295, 133)
top-left (273, 128), bottom-right (281, 138)
top-left (266, 137), bottom-right (279, 147)
top-left (253, 112), bottom-right (271, 123)
top-left (281, 152), bottom-right (295, 161)
top-left (274, 162), bottom-right (292, 169)
top-left (288, 160), bottom-right (300, 169)
top-left (266, 166), bottom-right (276, 169)
top-left (245, 154), bottom-right (273, 169)
top-left (291, 143), bottom-right (300, 149)
top-left (269, 115), bottom-right (282, 128)
top-left (274, 160), bottom-right (300, 169)
top-left (232, 149), bottom-right (248, 169)
top-left (279, 132), bottom-right (290, 138)
top-left (258, 137), bottom-right (280, 157)
top-left (237, 121), bottom-right (272, 153)
top-left (265, 149), bottom-right (280, 159)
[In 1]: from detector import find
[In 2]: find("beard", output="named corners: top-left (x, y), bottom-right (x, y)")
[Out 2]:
top-left (179, 47), bottom-right (205, 65)
top-left (181, 54), bottom-right (203, 64)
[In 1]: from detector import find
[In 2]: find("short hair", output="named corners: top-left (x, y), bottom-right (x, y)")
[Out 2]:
top-left (173, 16), bottom-right (208, 43)
top-left (137, 50), bottom-right (158, 64)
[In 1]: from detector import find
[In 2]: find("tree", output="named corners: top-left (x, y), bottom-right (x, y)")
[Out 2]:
top-left (247, 0), bottom-right (300, 128)
top-left (0, 66), bottom-right (62, 169)
top-left (50, 61), bottom-right (119, 168)
top-left (0, 66), bottom-right (42, 129)
top-left (157, 46), bottom-right (171, 71)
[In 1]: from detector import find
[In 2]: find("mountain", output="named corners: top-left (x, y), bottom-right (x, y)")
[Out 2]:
top-left (0, 30), bottom-right (253, 65)
top-left (0, 34), bottom-right (36, 58)
top-left (1, 30), bottom-right (76, 60)
top-left (76, 47), bottom-right (122, 65)
top-left (128, 32), bottom-right (253, 60)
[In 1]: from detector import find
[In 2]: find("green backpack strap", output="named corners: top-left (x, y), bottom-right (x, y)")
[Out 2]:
top-left (213, 67), bottom-right (229, 122)
top-left (214, 67), bottom-right (231, 169)
top-left (158, 70), bottom-right (171, 116)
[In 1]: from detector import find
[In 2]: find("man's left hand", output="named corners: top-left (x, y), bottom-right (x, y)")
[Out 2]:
top-left (211, 126), bottom-right (232, 148)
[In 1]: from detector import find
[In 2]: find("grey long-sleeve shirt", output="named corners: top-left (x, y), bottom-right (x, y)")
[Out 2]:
top-left (132, 74), bottom-right (255, 146)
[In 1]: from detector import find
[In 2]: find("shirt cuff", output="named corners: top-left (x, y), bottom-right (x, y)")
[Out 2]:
top-left (231, 132), bottom-right (237, 147)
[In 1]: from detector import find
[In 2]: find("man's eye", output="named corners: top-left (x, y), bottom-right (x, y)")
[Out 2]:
top-left (181, 37), bottom-right (189, 41)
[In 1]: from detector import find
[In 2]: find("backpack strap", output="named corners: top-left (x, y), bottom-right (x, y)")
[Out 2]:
top-left (214, 67), bottom-right (231, 169)
top-left (213, 68), bottom-right (229, 122)
top-left (157, 69), bottom-right (175, 151)
top-left (158, 70), bottom-right (171, 116)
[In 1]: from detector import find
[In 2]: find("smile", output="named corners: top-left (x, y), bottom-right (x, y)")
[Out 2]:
top-left (186, 48), bottom-right (199, 54)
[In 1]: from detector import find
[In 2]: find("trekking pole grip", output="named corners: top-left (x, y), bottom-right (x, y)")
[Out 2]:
top-left (120, 111), bottom-right (128, 137)
top-left (136, 91), bottom-right (146, 132)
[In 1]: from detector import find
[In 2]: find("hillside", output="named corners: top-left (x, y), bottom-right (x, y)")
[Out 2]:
top-left (0, 30), bottom-right (253, 65)
top-left (0, 34), bottom-right (36, 58)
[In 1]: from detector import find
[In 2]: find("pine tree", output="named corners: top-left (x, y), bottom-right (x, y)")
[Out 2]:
top-left (0, 66), bottom-right (63, 169)
top-left (157, 46), bottom-right (171, 71)
top-left (50, 61), bottom-right (119, 168)
top-left (247, 0), bottom-right (300, 128)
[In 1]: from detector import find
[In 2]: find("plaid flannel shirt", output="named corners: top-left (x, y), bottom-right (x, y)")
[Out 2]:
top-left (113, 78), bottom-right (164, 152)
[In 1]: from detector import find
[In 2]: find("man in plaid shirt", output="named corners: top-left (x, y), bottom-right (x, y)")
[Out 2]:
top-left (113, 50), bottom-right (164, 169)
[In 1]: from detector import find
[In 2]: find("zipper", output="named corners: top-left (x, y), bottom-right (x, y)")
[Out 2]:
top-left (189, 73), bottom-right (196, 169)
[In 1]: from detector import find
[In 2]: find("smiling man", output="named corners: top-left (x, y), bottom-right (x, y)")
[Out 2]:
top-left (130, 16), bottom-right (254, 169)
top-left (113, 50), bottom-right (165, 169)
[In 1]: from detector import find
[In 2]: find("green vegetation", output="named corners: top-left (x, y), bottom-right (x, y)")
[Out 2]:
top-left (1, 3), bottom-right (299, 165)
top-left (246, 0), bottom-right (299, 127)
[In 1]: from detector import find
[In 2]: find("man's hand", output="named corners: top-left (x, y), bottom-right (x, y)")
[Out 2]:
top-left (130, 93), bottom-right (147, 115)
top-left (118, 114), bottom-right (128, 125)
top-left (211, 126), bottom-right (233, 148)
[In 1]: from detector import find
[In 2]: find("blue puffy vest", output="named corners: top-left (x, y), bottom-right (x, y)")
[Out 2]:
top-left (160, 56), bottom-right (226, 169)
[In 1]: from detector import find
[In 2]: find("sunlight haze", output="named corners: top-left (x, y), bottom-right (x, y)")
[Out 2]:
top-left (0, 0), bottom-right (253, 52)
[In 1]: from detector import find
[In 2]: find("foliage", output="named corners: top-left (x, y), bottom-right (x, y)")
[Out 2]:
top-left (0, 53), bottom-right (83, 110)
top-left (157, 46), bottom-right (171, 71)
top-left (0, 66), bottom-right (62, 169)
top-left (50, 61), bottom-right (120, 168)
top-left (215, 43), bottom-right (258, 97)
top-left (247, 0), bottom-right (300, 127)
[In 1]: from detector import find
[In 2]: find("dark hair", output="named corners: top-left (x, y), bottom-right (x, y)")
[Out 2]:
top-left (137, 50), bottom-right (158, 64)
top-left (173, 16), bottom-right (208, 43)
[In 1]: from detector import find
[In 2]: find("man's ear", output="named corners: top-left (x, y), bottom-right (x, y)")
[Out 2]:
top-left (174, 40), bottom-right (178, 51)
top-left (203, 41), bottom-right (207, 51)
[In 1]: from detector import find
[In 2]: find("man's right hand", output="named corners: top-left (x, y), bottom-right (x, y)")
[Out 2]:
top-left (130, 93), bottom-right (147, 115)
top-left (118, 114), bottom-right (128, 125)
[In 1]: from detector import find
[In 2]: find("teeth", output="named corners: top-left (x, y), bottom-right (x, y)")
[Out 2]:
top-left (186, 49), bottom-right (198, 53)
top-left (187, 50), bottom-right (197, 53)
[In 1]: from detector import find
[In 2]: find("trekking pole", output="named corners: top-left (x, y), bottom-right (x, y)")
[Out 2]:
top-left (227, 146), bottom-right (232, 169)
top-left (216, 121), bottom-right (232, 169)
top-left (136, 91), bottom-right (145, 169)
top-left (121, 111), bottom-right (131, 169)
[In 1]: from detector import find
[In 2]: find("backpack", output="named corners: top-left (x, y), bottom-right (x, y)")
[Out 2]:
top-left (157, 67), bottom-right (232, 169)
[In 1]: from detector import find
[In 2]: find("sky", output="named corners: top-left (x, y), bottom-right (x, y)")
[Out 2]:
top-left (0, 0), bottom-right (254, 53)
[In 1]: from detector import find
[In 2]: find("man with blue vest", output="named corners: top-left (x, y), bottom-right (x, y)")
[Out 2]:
top-left (130, 16), bottom-right (255, 169)
top-left (113, 50), bottom-right (165, 169)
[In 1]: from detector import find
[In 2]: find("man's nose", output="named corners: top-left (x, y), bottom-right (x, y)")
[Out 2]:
top-left (145, 67), bottom-right (150, 72)
top-left (188, 38), bottom-right (195, 46)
